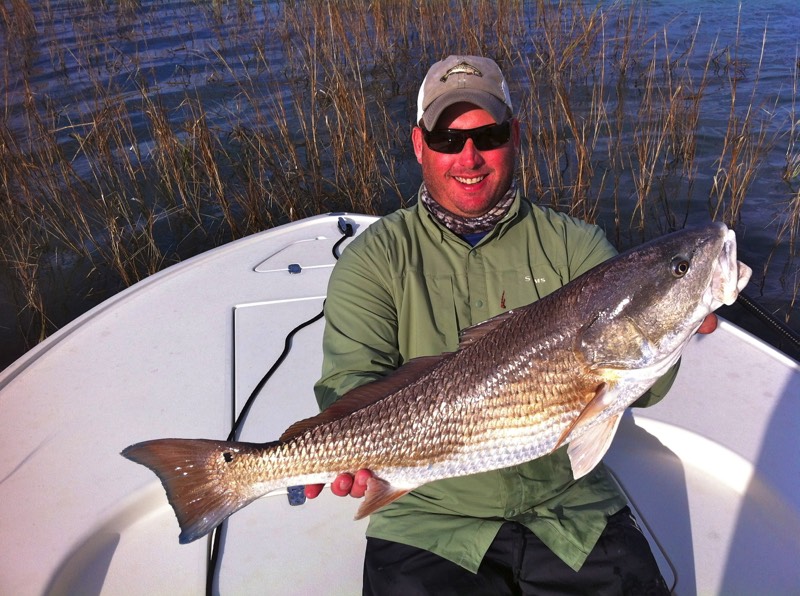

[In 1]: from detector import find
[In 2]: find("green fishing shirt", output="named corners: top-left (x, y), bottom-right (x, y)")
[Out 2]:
top-left (314, 188), bottom-right (676, 573)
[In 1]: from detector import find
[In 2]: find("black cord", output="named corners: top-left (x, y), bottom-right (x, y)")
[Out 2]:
top-left (227, 310), bottom-right (325, 443)
top-left (332, 218), bottom-right (354, 260)
top-left (206, 217), bottom-right (354, 595)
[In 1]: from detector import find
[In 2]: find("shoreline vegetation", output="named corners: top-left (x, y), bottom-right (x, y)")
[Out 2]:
top-left (1, 0), bottom-right (799, 367)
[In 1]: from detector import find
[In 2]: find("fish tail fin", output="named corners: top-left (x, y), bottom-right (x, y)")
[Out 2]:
top-left (122, 438), bottom-right (268, 544)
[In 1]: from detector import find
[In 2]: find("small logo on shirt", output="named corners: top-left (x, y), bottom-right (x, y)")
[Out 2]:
top-left (524, 275), bottom-right (546, 284)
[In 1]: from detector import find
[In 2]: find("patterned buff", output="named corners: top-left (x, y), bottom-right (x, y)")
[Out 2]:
top-left (420, 181), bottom-right (517, 236)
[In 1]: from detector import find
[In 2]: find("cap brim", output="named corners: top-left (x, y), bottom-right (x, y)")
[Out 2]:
top-left (421, 90), bottom-right (510, 129)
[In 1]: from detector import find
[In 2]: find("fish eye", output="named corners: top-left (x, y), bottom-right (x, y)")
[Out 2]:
top-left (671, 256), bottom-right (690, 277)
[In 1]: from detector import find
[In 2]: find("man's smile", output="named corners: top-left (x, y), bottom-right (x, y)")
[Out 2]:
top-left (453, 174), bottom-right (487, 185)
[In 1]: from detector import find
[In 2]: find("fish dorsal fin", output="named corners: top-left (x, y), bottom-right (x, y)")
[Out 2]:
top-left (279, 355), bottom-right (443, 442)
top-left (566, 413), bottom-right (623, 479)
top-left (458, 309), bottom-right (517, 347)
top-left (354, 477), bottom-right (412, 520)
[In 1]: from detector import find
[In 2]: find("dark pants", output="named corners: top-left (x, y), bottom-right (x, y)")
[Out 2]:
top-left (363, 507), bottom-right (670, 596)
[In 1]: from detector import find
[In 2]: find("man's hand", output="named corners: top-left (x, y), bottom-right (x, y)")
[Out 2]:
top-left (304, 469), bottom-right (373, 499)
top-left (697, 313), bottom-right (718, 334)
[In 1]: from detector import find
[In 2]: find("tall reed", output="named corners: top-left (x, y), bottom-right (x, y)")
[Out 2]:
top-left (1, 0), bottom-right (798, 366)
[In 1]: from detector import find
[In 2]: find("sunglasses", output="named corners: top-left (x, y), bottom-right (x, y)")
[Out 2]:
top-left (422, 121), bottom-right (512, 154)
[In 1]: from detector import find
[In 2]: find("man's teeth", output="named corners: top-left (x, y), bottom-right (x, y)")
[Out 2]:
top-left (454, 175), bottom-right (486, 184)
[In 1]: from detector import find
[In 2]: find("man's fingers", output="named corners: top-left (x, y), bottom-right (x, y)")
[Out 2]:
top-left (304, 483), bottom-right (324, 499)
top-left (304, 470), bottom-right (374, 500)
top-left (697, 313), bottom-right (718, 335)
top-left (331, 473), bottom-right (354, 497)
top-left (349, 469), bottom-right (373, 498)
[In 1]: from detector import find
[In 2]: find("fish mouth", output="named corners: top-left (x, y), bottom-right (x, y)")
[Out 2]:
top-left (709, 227), bottom-right (752, 309)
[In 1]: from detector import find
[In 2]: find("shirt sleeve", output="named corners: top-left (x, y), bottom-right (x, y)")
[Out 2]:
top-left (313, 233), bottom-right (400, 411)
top-left (565, 219), bottom-right (618, 278)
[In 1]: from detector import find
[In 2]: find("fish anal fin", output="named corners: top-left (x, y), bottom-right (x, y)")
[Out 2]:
top-left (555, 382), bottom-right (609, 449)
top-left (353, 477), bottom-right (411, 520)
top-left (281, 356), bottom-right (443, 442)
top-left (566, 413), bottom-right (623, 479)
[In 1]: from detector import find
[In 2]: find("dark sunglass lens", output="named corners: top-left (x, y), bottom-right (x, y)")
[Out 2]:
top-left (473, 122), bottom-right (511, 151)
top-left (425, 130), bottom-right (466, 154)
top-left (423, 122), bottom-right (510, 154)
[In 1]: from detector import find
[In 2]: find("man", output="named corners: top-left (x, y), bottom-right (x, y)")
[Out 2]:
top-left (306, 55), bottom-right (715, 594)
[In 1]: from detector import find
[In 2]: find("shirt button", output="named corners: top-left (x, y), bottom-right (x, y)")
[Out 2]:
top-left (475, 299), bottom-right (484, 308)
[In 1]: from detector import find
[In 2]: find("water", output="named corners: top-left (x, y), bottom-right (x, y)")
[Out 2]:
top-left (641, 0), bottom-right (800, 351)
top-left (1, 0), bottom-right (799, 368)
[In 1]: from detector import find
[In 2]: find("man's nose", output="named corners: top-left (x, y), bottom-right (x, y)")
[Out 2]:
top-left (457, 138), bottom-right (484, 168)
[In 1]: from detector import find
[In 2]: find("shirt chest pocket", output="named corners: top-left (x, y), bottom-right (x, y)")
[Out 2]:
top-left (395, 272), bottom-right (460, 359)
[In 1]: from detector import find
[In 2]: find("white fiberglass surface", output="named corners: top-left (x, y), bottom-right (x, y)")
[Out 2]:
top-left (0, 215), bottom-right (370, 595)
top-left (606, 322), bottom-right (800, 594)
top-left (1, 214), bottom-right (796, 594)
top-left (42, 482), bottom-right (368, 595)
top-left (608, 415), bottom-right (800, 594)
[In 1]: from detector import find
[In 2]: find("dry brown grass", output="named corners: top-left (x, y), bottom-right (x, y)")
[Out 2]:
top-left (1, 0), bottom-right (798, 364)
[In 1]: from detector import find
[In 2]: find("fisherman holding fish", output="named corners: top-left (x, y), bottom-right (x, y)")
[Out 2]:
top-left (123, 55), bottom-right (742, 593)
top-left (307, 55), bottom-right (716, 594)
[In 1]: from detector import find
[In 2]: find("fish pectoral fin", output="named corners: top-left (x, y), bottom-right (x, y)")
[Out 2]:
top-left (552, 383), bottom-right (622, 479)
top-left (353, 477), bottom-right (412, 520)
top-left (566, 413), bottom-right (623, 479)
top-left (554, 383), bottom-right (609, 449)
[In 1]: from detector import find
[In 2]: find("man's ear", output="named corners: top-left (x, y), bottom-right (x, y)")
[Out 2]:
top-left (411, 126), bottom-right (425, 164)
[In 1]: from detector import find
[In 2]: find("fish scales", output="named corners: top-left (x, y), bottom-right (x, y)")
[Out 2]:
top-left (122, 222), bottom-right (752, 544)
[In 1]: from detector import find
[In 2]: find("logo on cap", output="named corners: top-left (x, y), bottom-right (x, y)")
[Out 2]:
top-left (440, 61), bottom-right (483, 82)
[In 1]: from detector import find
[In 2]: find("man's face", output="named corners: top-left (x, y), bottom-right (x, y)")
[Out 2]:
top-left (412, 102), bottom-right (519, 218)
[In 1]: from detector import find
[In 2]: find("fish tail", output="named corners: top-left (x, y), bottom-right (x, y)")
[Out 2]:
top-left (121, 438), bottom-right (271, 544)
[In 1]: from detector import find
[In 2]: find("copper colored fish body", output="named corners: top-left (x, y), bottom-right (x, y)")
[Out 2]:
top-left (122, 223), bottom-right (752, 544)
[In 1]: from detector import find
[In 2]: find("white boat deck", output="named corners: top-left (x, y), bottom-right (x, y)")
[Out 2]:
top-left (1, 213), bottom-right (798, 595)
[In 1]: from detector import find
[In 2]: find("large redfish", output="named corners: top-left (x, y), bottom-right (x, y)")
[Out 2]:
top-left (122, 223), bottom-right (751, 544)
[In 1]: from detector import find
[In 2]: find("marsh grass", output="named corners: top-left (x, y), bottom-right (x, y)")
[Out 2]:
top-left (1, 0), bottom-right (798, 365)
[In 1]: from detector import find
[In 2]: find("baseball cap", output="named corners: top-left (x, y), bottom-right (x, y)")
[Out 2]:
top-left (416, 55), bottom-right (513, 130)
